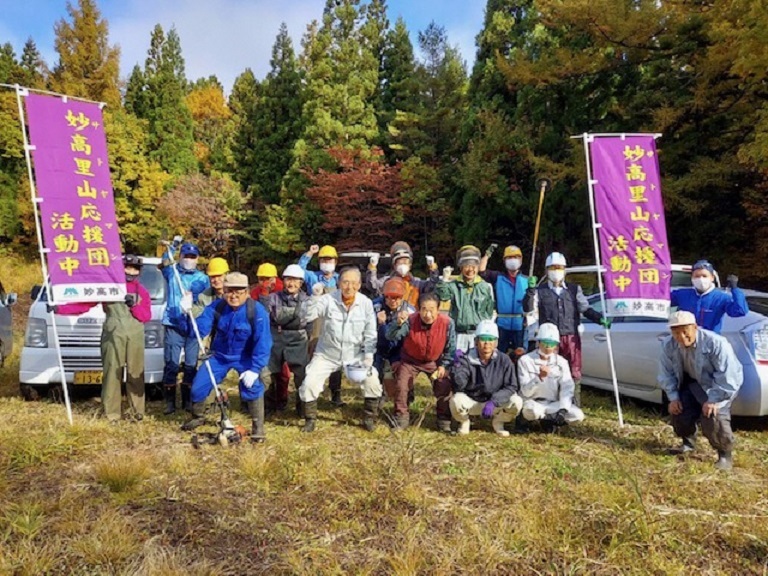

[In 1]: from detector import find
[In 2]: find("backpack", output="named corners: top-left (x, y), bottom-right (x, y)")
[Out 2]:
top-left (209, 298), bottom-right (257, 345)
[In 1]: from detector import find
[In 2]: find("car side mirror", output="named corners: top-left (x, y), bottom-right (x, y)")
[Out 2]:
top-left (31, 285), bottom-right (42, 300)
top-left (5, 293), bottom-right (17, 306)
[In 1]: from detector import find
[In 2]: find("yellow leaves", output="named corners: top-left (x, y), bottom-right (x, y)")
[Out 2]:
top-left (185, 85), bottom-right (231, 123)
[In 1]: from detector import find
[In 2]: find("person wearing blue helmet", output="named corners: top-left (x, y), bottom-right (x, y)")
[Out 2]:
top-left (670, 259), bottom-right (748, 334)
top-left (160, 241), bottom-right (210, 414)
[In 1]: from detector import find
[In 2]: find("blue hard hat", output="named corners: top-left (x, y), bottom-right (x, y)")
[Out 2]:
top-left (180, 243), bottom-right (200, 257)
top-left (692, 259), bottom-right (714, 274)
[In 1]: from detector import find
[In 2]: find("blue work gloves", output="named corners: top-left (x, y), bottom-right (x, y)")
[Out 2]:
top-left (727, 274), bottom-right (738, 289)
top-left (599, 317), bottom-right (612, 329)
top-left (481, 400), bottom-right (496, 419)
top-left (239, 370), bottom-right (259, 389)
top-left (528, 276), bottom-right (538, 289)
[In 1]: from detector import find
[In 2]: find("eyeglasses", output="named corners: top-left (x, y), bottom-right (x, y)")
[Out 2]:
top-left (476, 335), bottom-right (498, 342)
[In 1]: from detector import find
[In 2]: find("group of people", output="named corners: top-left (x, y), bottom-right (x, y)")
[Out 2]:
top-left (89, 238), bottom-right (748, 470)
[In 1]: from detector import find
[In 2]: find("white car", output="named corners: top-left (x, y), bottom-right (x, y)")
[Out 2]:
top-left (579, 289), bottom-right (768, 417)
top-left (20, 257), bottom-right (167, 399)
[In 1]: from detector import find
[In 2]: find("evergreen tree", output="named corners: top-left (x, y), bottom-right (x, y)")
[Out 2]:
top-left (129, 25), bottom-right (197, 175)
top-left (50, 0), bottom-right (121, 108)
top-left (20, 38), bottom-right (48, 88)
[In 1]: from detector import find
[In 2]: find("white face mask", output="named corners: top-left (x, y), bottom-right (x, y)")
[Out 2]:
top-left (548, 270), bottom-right (565, 284)
top-left (505, 258), bottom-right (522, 271)
top-left (395, 264), bottom-right (410, 277)
top-left (180, 258), bottom-right (197, 271)
top-left (692, 277), bottom-right (712, 292)
top-left (320, 262), bottom-right (336, 274)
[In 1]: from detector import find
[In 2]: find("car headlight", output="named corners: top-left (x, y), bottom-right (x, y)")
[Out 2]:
top-left (144, 321), bottom-right (164, 349)
top-left (24, 317), bottom-right (48, 348)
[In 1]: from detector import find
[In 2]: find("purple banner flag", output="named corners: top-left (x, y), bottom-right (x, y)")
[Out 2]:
top-left (590, 136), bottom-right (671, 318)
top-left (25, 94), bottom-right (125, 303)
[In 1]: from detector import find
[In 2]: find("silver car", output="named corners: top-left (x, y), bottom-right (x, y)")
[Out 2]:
top-left (579, 290), bottom-right (768, 417)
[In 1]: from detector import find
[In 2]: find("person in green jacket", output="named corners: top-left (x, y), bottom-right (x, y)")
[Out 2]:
top-left (434, 245), bottom-right (495, 352)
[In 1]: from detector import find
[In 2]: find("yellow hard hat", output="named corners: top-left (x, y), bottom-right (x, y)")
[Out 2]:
top-left (318, 245), bottom-right (338, 259)
top-left (503, 245), bottom-right (523, 258)
top-left (256, 263), bottom-right (278, 278)
top-left (206, 257), bottom-right (230, 276)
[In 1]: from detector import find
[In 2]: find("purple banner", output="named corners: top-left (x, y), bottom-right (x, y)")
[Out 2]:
top-left (25, 93), bottom-right (125, 303)
top-left (590, 136), bottom-right (671, 318)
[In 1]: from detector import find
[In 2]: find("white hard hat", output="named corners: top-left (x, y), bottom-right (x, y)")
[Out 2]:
top-left (537, 323), bottom-right (560, 342)
top-left (344, 362), bottom-right (370, 384)
top-left (475, 319), bottom-right (499, 339)
top-left (545, 252), bottom-right (567, 268)
top-left (283, 264), bottom-right (305, 279)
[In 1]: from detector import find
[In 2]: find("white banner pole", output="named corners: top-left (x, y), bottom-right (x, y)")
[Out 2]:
top-left (15, 85), bottom-right (74, 425)
top-left (581, 132), bottom-right (624, 427)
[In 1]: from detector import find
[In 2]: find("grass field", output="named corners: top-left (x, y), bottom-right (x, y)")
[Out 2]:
top-left (1, 256), bottom-right (768, 574)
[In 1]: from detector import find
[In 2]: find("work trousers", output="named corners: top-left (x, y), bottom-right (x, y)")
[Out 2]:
top-left (450, 392), bottom-right (522, 424)
top-left (671, 381), bottom-right (734, 453)
top-left (163, 325), bottom-right (199, 385)
top-left (101, 321), bottom-right (145, 421)
top-left (190, 356), bottom-right (265, 404)
top-left (390, 360), bottom-right (452, 419)
top-left (299, 354), bottom-right (382, 402)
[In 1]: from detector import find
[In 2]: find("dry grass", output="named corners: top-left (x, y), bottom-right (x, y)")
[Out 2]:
top-left (2, 253), bottom-right (768, 573)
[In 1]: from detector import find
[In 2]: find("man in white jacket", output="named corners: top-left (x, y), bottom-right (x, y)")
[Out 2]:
top-left (517, 323), bottom-right (584, 432)
top-left (299, 267), bottom-right (381, 432)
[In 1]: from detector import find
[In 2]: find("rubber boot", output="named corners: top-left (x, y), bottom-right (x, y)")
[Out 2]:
top-left (573, 380), bottom-right (581, 407)
top-left (513, 412), bottom-right (530, 435)
top-left (249, 396), bottom-right (266, 443)
top-left (393, 413), bottom-right (410, 431)
top-left (457, 418), bottom-right (471, 435)
top-left (329, 371), bottom-right (345, 407)
top-left (296, 394), bottom-right (304, 418)
top-left (362, 397), bottom-right (378, 432)
top-left (540, 414), bottom-right (557, 433)
top-left (301, 400), bottom-right (318, 433)
top-left (180, 383), bottom-right (192, 413)
top-left (492, 416), bottom-right (510, 437)
top-left (163, 385), bottom-right (177, 415)
top-left (715, 450), bottom-right (733, 471)
top-left (181, 402), bottom-right (206, 431)
top-left (669, 435), bottom-right (696, 455)
top-left (436, 418), bottom-right (452, 433)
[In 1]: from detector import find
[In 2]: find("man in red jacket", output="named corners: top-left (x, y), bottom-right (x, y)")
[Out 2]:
top-left (386, 292), bottom-right (457, 431)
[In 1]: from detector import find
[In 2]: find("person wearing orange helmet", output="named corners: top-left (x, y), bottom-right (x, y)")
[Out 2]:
top-left (366, 241), bottom-right (438, 308)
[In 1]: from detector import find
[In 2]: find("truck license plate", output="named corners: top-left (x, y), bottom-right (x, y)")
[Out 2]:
top-left (74, 371), bottom-right (103, 385)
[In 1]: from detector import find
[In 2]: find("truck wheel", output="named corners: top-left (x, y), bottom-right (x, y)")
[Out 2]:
top-left (20, 384), bottom-right (43, 401)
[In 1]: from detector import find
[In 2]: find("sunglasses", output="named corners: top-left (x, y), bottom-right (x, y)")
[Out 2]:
top-left (476, 335), bottom-right (498, 342)
top-left (539, 339), bottom-right (559, 347)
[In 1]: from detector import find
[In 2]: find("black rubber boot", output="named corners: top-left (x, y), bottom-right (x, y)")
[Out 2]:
top-left (301, 400), bottom-right (318, 433)
top-left (715, 450), bottom-right (733, 471)
top-left (180, 384), bottom-right (192, 412)
top-left (181, 402), bottom-right (206, 431)
top-left (163, 385), bottom-right (177, 415)
top-left (393, 413), bottom-right (410, 431)
top-left (363, 397), bottom-right (378, 432)
top-left (436, 418), bottom-right (452, 433)
top-left (249, 397), bottom-right (266, 443)
top-left (513, 412), bottom-right (530, 435)
top-left (329, 371), bottom-right (345, 407)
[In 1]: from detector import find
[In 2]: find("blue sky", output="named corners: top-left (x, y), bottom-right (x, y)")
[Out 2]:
top-left (1, 0), bottom-right (485, 91)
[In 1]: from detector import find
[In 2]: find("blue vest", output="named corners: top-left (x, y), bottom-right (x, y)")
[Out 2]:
top-left (494, 273), bottom-right (528, 331)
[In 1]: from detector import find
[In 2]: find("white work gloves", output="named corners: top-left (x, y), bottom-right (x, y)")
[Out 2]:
top-left (180, 291), bottom-right (193, 313)
top-left (441, 266), bottom-right (454, 282)
top-left (311, 283), bottom-right (324, 296)
top-left (369, 253), bottom-right (380, 267)
top-left (239, 370), bottom-right (259, 389)
top-left (426, 255), bottom-right (435, 268)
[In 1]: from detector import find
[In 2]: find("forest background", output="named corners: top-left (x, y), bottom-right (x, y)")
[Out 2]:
top-left (1, 0), bottom-right (767, 286)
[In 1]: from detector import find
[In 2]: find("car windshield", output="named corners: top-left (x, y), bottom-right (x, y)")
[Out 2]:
top-left (746, 296), bottom-right (768, 317)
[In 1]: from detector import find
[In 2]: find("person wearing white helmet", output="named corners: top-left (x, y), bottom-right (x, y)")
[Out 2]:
top-left (300, 267), bottom-right (381, 432)
top-left (523, 251), bottom-right (609, 405)
top-left (365, 241), bottom-right (438, 308)
top-left (449, 319), bottom-right (523, 436)
top-left (517, 323), bottom-right (584, 432)
top-left (658, 311), bottom-right (743, 470)
top-left (479, 243), bottom-right (530, 357)
top-left (259, 264), bottom-right (311, 415)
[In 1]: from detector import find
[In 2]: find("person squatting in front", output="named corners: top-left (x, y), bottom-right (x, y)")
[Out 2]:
top-left (259, 264), bottom-right (310, 415)
top-left (372, 276), bottom-right (416, 414)
top-left (300, 267), bottom-right (380, 433)
top-left (516, 323), bottom-right (584, 433)
top-left (160, 242), bottom-right (210, 414)
top-left (523, 251), bottom-right (609, 405)
top-left (434, 245), bottom-right (495, 353)
top-left (449, 319), bottom-right (523, 437)
top-left (658, 310), bottom-right (743, 470)
top-left (180, 272), bottom-right (272, 443)
top-left (386, 291), bottom-right (456, 431)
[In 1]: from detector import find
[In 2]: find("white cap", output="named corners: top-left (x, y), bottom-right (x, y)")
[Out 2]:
top-left (545, 252), bottom-right (567, 268)
top-left (475, 319), bottom-right (499, 339)
top-left (283, 264), bottom-right (305, 279)
top-left (537, 323), bottom-right (560, 342)
top-left (668, 310), bottom-right (696, 327)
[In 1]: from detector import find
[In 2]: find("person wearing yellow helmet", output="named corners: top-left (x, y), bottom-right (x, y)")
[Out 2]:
top-left (193, 257), bottom-right (230, 315)
top-left (298, 243), bottom-right (345, 406)
top-left (251, 262), bottom-right (283, 299)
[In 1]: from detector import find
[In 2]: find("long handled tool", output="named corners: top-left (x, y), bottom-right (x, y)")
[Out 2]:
top-left (165, 240), bottom-right (243, 447)
top-left (528, 178), bottom-right (552, 278)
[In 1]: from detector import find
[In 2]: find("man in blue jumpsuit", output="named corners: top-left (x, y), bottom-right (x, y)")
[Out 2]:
top-left (671, 259), bottom-right (748, 334)
top-left (180, 272), bottom-right (272, 442)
